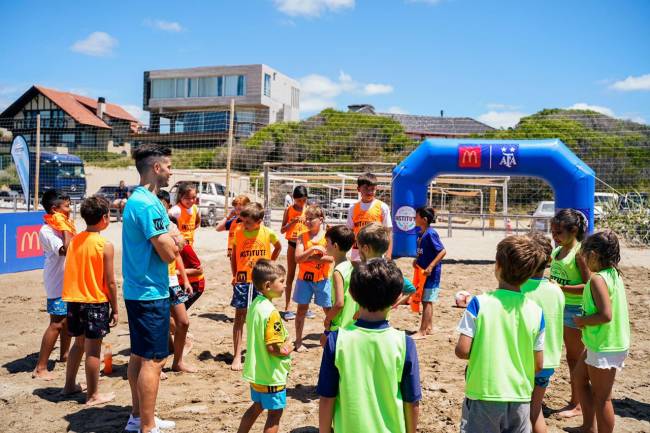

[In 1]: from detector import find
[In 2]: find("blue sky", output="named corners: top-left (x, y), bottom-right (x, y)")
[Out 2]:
top-left (1, 0), bottom-right (649, 127)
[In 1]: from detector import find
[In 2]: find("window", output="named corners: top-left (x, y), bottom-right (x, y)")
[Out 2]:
top-left (291, 87), bottom-right (300, 108)
top-left (264, 73), bottom-right (271, 97)
top-left (159, 117), bottom-right (171, 134)
top-left (203, 112), bottom-right (228, 132)
top-left (199, 77), bottom-right (217, 97)
top-left (175, 79), bottom-right (186, 98)
top-left (152, 79), bottom-right (175, 98)
top-left (188, 78), bottom-right (199, 97)
top-left (224, 75), bottom-right (238, 96)
top-left (217, 77), bottom-right (223, 96)
top-left (237, 75), bottom-right (246, 96)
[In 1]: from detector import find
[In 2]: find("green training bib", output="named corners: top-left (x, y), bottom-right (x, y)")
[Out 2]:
top-left (550, 242), bottom-right (584, 306)
top-left (465, 290), bottom-right (543, 402)
top-left (330, 261), bottom-right (357, 331)
top-left (243, 296), bottom-right (291, 386)
top-left (582, 268), bottom-right (630, 353)
top-left (334, 324), bottom-right (407, 433)
top-left (521, 278), bottom-right (565, 368)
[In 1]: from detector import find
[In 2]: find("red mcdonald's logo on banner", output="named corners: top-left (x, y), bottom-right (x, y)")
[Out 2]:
top-left (458, 145), bottom-right (482, 168)
top-left (16, 225), bottom-right (43, 258)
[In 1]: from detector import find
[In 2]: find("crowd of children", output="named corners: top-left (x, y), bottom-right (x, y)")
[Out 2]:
top-left (32, 164), bottom-right (632, 433)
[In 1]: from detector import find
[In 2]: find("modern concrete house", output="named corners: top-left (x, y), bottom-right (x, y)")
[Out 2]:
top-left (140, 64), bottom-right (300, 146)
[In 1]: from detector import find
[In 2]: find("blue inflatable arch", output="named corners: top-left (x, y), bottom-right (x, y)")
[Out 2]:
top-left (391, 138), bottom-right (595, 258)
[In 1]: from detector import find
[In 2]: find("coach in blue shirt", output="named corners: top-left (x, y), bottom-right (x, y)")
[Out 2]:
top-left (122, 144), bottom-right (179, 433)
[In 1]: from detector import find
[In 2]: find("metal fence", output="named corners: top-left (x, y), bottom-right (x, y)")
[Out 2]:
top-left (1, 104), bottom-right (648, 242)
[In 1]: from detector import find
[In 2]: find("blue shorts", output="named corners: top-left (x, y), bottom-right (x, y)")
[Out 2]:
top-left (169, 285), bottom-right (189, 306)
top-left (534, 368), bottom-right (555, 388)
top-left (293, 279), bottom-right (332, 307)
top-left (231, 283), bottom-right (259, 309)
top-left (250, 386), bottom-right (286, 410)
top-left (422, 285), bottom-right (441, 303)
top-left (564, 304), bottom-right (582, 329)
top-left (47, 297), bottom-right (67, 316)
top-left (125, 298), bottom-right (170, 360)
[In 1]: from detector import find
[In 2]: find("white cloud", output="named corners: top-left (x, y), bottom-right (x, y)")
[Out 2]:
top-left (364, 83), bottom-right (393, 95)
top-left (70, 32), bottom-right (118, 57)
top-left (274, 0), bottom-right (354, 17)
top-left (122, 104), bottom-right (149, 124)
top-left (628, 116), bottom-right (646, 124)
top-left (486, 103), bottom-right (520, 111)
top-left (610, 73), bottom-right (650, 92)
top-left (144, 19), bottom-right (184, 32)
top-left (385, 106), bottom-right (408, 114)
top-left (299, 71), bottom-right (393, 113)
top-left (478, 111), bottom-right (527, 129)
top-left (567, 103), bottom-right (615, 117)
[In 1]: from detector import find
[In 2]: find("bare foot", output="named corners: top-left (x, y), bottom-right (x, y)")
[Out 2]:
top-left (411, 331), bottom-right (432, 340)
top-left (160, 371), bottom-right (168, 381)
top-left (182, 339), bottom-right (194, 357)
top-left (61, 383), bottom-right (85, 396)
top-left (32, 369), bottom-right (56, 381)
top-left (86, 392), bottom-right (116, 406)
top-left (231, 359), bottom-right (243, 371)
top-left (172, 362), bottom-right (197, 373)
top-left (294, 343), bottom-right (309, 353)
top-left (557, 405), bottom-right (582, 419)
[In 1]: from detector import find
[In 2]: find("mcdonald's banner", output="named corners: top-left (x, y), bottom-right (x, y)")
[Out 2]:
top-left (0, 211), bottom-right (45, 274)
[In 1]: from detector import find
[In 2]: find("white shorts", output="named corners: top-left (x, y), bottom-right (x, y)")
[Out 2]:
top-left (585, 349), bottom-right (628, 370)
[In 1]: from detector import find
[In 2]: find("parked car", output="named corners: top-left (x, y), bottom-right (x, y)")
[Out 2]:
top-left (327, 198), bottom-right (358, 220)
top-left (594, 192), bottom-right (619, 220)
top-left (95, 184), bottom-right (137, 220)
top-left (619, 192), bottom-right (649, 214)
top-left (169, 180), bottom-right (227, 227)
top-left (531, 200), bottom-right (555, 231)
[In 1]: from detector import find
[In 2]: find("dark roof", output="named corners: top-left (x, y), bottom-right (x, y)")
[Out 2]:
top-left (377, 113), bottom-right (494, 136)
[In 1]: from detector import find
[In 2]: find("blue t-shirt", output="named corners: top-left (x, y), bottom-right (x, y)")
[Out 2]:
top-left (317, 319), bottom-right (422, 403)
top-left (122, 186), bottom-right (170, 301)
top-left (415, 227), bottom-right (445, 287)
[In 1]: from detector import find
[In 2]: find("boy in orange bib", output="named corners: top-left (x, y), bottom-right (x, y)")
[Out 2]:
top-left (230, 203), bottom-right (282, 371)
top-left (347, 173), bottom-right (392, 263)
top-left (61, 196), bottom-right (118, 406)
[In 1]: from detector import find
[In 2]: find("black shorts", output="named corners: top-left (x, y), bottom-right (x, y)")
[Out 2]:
top-left (125, 298), bottom-right (170, 360)
top-left (288, 241), bottom-right (297, 249)
top-left (67, 302), bottom-right (110, 339)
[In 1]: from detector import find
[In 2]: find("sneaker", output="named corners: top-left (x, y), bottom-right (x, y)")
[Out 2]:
top-left (125, 415), bottom-right (176, 432)
top-left (282, 311), bottom-right (296, 321)
top-left (155, 417), bottom-right (176, 430)
top-left (306, 310), bottom-right (316, 319)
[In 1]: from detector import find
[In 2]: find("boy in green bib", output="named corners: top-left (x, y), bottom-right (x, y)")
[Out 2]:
top-left (572, 230), bottom-right (629, 433)
top-left (356, 223), bottom-right (417, 302)
top-left (522, 232), bottom-right (565, 433)
top-left (455, 236), bottom-right (546, 433)
top-left (238, 260), bottom-right (293, 433)
top-left (317, 259), bottom-right (421, 433)
top-left (322, 225), bottom-right (356, 345)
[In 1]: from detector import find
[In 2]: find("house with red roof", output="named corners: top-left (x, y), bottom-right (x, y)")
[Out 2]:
top-left (0, 85), bottom-right (141, 151)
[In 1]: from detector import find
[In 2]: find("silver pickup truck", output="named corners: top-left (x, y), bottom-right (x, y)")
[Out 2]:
top-left (169, 180), bottom-right (227, 226)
